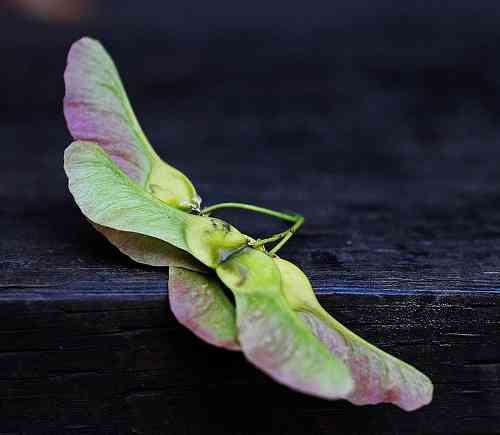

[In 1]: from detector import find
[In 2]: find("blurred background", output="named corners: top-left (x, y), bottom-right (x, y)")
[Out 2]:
top-left (3, 0), bottom-right (500, 211)
top-left (4, 0), bottom-right (500, 288)
top-left (5, 1), bottom-right (500, 136)
top-left (4, 0), bottom-right (500, 318)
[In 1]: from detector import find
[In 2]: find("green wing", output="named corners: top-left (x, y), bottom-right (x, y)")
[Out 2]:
top-left (64, 141), bottom-right (190, 250)
top-left (64, 140), bottom-right (244, 350)
top-left (217, 248), bottom-right (354, 399)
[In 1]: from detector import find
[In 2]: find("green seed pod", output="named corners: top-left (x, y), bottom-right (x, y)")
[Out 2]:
top-left (184, 217), bottom-right (248, 268)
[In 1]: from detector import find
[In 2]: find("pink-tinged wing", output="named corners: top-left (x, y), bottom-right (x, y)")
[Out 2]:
top-left (298, 311), bottom-right (433, 411)
top-left (169, 267), bottom-right (240, 351)
top-left (64, 37), bottom-right (200, 209)
top-left (64, 38), bottom-right (200, 268)
top-left (94, 224), bottom-right (206, 271)
top-left (64, 37), bottom-right (150, 184)
top-left (274, 257), bottom-right (433, 411)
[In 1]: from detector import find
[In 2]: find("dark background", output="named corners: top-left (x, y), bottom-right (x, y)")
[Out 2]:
top-left (1, 1), bottom-right (500, 434)
top-left (5, 1), bottom-right (500, 227)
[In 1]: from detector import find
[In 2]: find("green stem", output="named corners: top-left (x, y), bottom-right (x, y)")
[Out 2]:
top-left (203, 202), bottom-right (299, 222)
top-left (251, 229), bottom-right (292, 248)
top-left (269, 215), bottom-right (304, 255)
top-left (202, 202), bottom-right (304, 254)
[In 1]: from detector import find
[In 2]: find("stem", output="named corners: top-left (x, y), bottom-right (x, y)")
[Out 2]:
top-left (251, 229), bottom-right (292, 248)
top-left (203, 202), bottom-right (299, 223)
top-left (202, 202), bottom-right (304, 254)
top-left (269, 215), bottom-right (304, 255)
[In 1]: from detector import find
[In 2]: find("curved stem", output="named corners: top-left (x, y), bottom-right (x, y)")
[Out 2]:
top-left (269, 215), bottom-right (304, 255)
top-left (203, 202), bottom-right (299, 223)
top-left (202, 202), bottom-right (304, 254)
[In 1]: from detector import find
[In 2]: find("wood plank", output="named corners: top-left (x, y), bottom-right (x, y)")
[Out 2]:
top-left (2, 4), bottom-right (500, 433)
top-left (2, 111), bottom-right (499, 434)
top-left (0, 292), bottom-right (498, 434)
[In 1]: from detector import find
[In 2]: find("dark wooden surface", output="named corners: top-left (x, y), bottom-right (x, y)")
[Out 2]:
top-left (1, 3), bottom-right (500, 434)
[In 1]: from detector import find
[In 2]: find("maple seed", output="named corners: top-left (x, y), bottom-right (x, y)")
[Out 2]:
top-left (63, 37), bottom-right (433, 411)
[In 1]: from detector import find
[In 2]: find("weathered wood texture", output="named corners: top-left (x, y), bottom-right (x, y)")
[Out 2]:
top-left (1, 3), bottom-right (500, 434)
